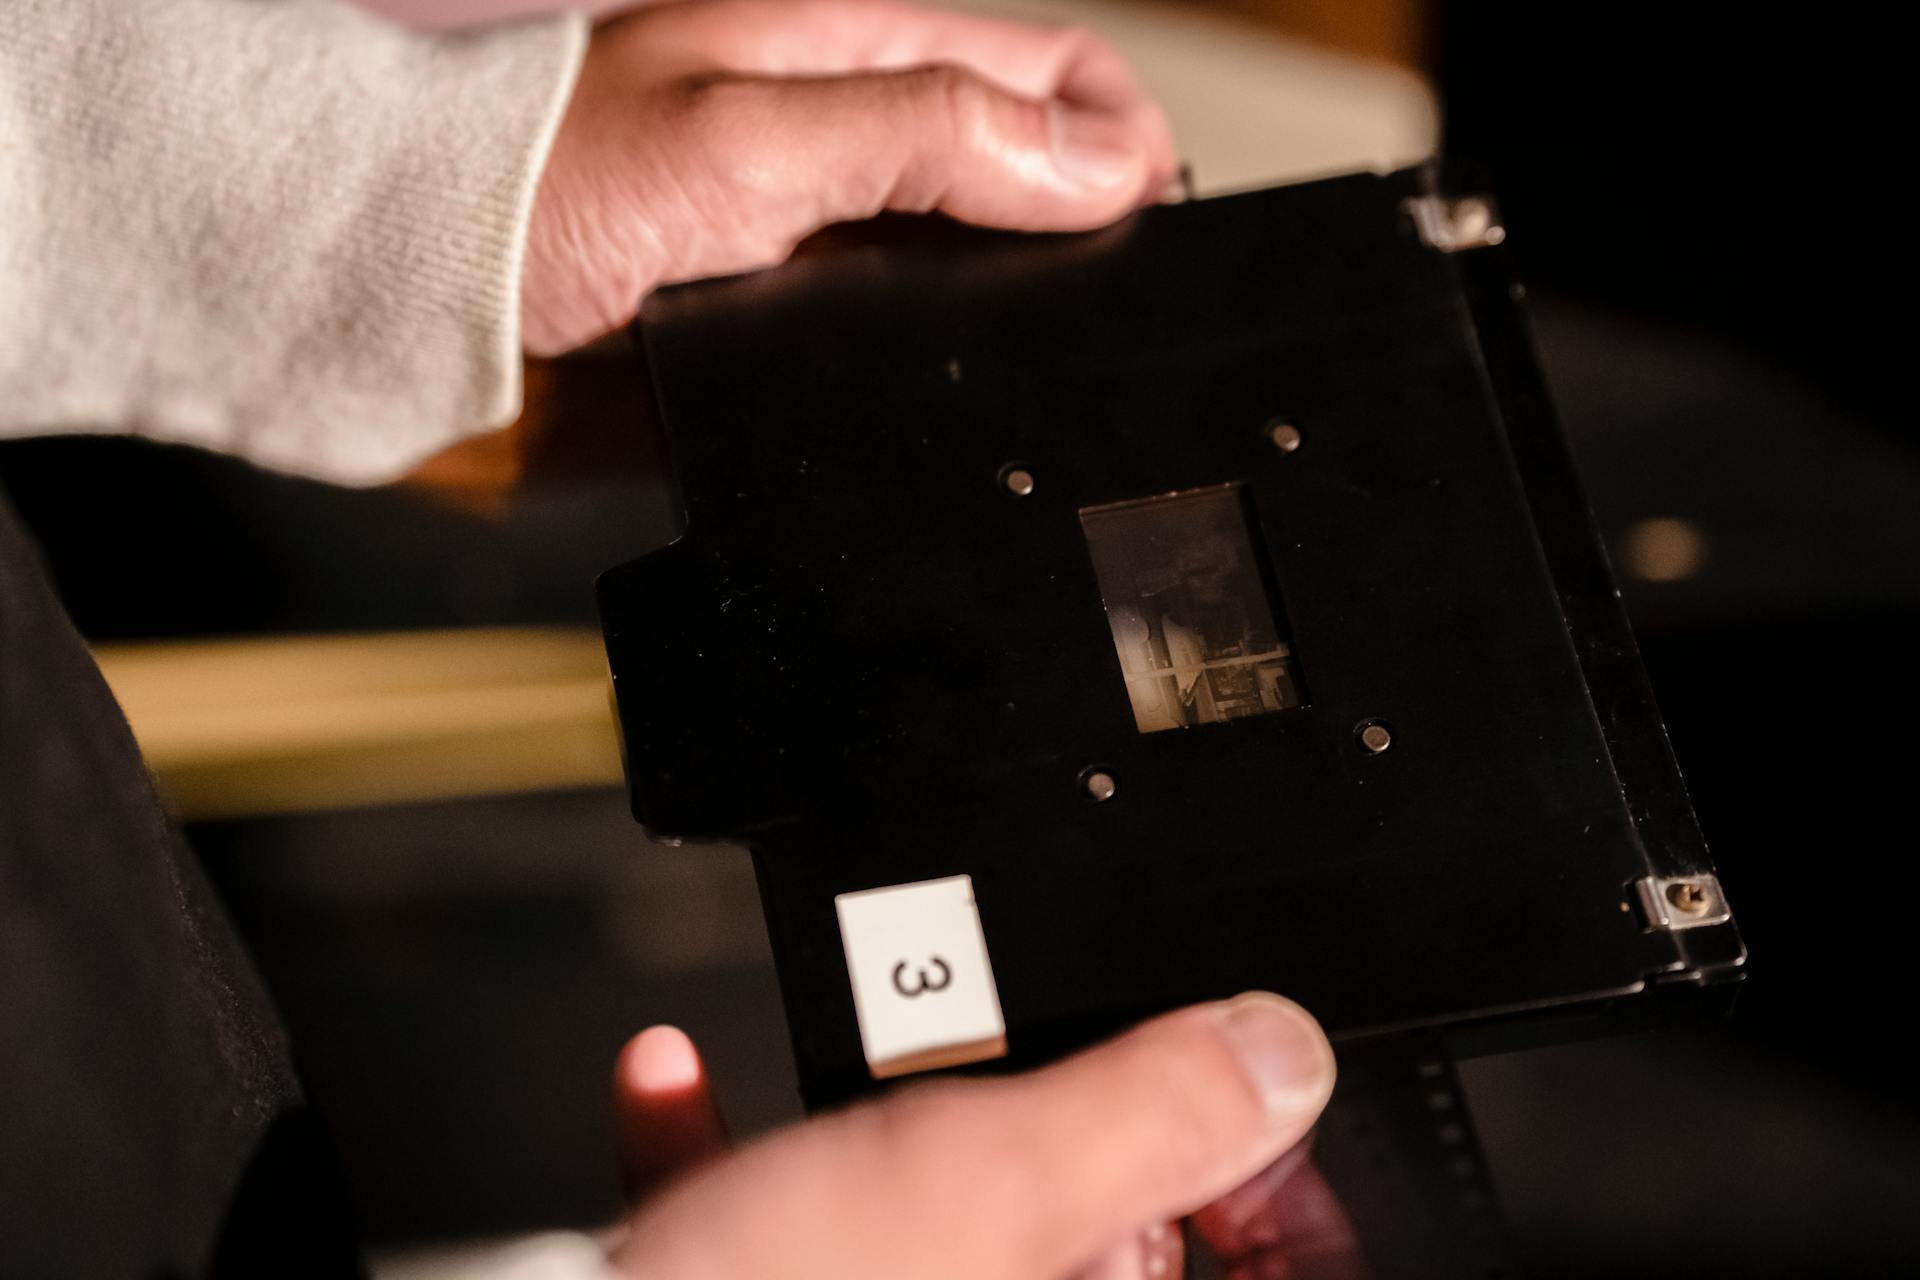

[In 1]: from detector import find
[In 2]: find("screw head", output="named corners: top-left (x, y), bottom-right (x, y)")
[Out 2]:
top-left (1082, 769), bottom-right (1117, 802)
top-left (1267, 421), bottom-right (1303, 453)
top-left (1001, 466), bottom-right (1035, 496)
top-left (1666, 880), bottom-right (1711, 915)
top-left (1357, 721), bottom-right (1393, 754)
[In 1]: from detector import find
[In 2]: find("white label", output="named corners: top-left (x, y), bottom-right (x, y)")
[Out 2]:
top-left (835, 874), bottom-right (1007, 1079)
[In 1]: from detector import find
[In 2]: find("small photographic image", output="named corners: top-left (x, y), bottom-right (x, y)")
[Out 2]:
top-left (1080, 485), bottom-right (1304, 734)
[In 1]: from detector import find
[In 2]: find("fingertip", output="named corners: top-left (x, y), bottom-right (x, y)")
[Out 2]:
top-left (1214, 993), bottom-right (1336, 1129)
top-left (620, 1024), bottom-right (704, 1096)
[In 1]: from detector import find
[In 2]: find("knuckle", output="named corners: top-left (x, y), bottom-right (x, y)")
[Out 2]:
top-left (664, 74), bottom-right (776, 195)
top-left (915, 62), bottom-right (996, 151)
top-left (1150, 1049), bottom-right (1251, 1182)
top-left (667, 72), bottom-right (748, 132)
top-left (874, 1079), bottom-right (1033, 1189)
top-left (819, 1081), bottom-right (1041, 1272)
top-left (1056, 23), bottom-right (1125, 67)
top-left (866, 1077), bottom-right (978, 1165)
top-left (794, 0), bottom-right (877, 21)
top-left (1117, 1016), bottom-right (1269, 1183)
top-left (1052, 23), bottom-right (1098, 55)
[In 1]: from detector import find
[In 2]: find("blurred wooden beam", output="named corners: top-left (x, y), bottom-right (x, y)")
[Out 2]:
top-left (92, 628), bottom-right (624, 821)
top-left (1214, 0), bottom-right (1430, 70)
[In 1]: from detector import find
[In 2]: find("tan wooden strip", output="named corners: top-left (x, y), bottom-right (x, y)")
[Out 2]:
top-left (91, 627), bottom-right (625, 820)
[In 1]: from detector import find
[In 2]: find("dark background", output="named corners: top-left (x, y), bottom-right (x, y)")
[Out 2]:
top-left (2, 5), bottom-right (1915, 1276)
top-left (1433, 9), bottom-right (1920, 1273)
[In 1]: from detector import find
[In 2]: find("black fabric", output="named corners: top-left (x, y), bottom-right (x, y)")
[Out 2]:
top-left (0, 492), bottom-right (361, 1278)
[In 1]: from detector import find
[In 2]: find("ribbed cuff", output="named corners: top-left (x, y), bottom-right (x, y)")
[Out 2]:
top-left (0, 0), bottom-right (589, 485)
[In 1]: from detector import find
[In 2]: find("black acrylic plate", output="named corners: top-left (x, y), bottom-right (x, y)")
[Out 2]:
top-left (600, 164), bottom-right (1744, 1108)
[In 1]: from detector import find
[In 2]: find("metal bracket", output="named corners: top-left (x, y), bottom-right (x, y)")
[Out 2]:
top-left (1405, 194), bottom-right (1507, 252)
top-left (1633, 873), bottom-right (1732, 931)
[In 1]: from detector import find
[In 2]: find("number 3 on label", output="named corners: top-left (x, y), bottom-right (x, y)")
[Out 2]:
top-left (892, 955), bottom-right (952, 998)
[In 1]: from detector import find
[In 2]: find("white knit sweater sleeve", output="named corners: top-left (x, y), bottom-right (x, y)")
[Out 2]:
top-left (0, 0), bottom-right (586, 485)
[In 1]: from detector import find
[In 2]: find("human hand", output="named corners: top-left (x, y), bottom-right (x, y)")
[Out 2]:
top-left (603, 993), bottom-right (1337, 1279)
top-left (520, 0), bottom-right (1178, 354)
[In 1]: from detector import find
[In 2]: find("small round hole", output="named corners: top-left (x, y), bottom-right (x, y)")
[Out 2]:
top-left (1000, 465), bottom-right (1035, 496)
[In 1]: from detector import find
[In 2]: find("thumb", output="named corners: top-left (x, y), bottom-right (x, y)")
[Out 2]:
top-left (684, 63), bottom-right (1167, 251)
top-left (615, 993), bottom-right (1334, 1279)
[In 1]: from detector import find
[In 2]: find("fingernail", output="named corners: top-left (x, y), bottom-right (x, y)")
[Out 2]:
top-left (626, 1025), bottom-right (702, 1092)
top-left (1049, 103), bottom-right (1139, 189)
top-left (1218, 993), bottom-right (1335, 1120)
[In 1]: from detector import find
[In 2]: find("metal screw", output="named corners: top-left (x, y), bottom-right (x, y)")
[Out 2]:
top-left (1267, 421), bottom-right (1302, 453)
top-left (1666, 880), bottom-right (1711, 915)
top-left (1002, 467), bottom-right (1035, 496)
top-left (1082, 769), bottom-right (1117, 802)
top-left (1357, 721), bottom-right (1393, 754)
